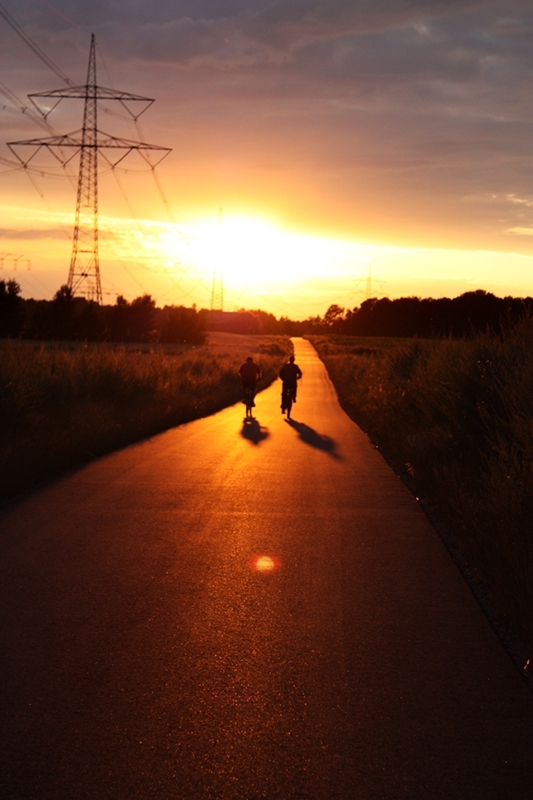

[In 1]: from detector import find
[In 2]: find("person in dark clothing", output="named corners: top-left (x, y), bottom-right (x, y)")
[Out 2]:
top-left (238, 356), bottom-right (261, 406)
top-left (279, 355), bottom-right (302, 410)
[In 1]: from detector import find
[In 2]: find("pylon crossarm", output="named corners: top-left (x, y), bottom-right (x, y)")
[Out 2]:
top-left (8, 131), bottom-right (82, 148)
top-left (6, 142), bottom-right (32, 166)
top-left (99, 148), bottom-right (132, 169)
top-left (45, 143), bottom-right (78, 166)
top-left (9, 131), bottom-right (170, 150)
top-left (0, 154), bottom-right (67, 176)
top-left (117, 98), bottom-right (154, 121)
top-left (95, 133), bottom-right (171, 168)
top-left (8, 132), bottom-right (170, 171)
top-left (53, 145), bottom-right (80, 167)
top-left (7, 133), bottom-right (83, 166)
top-left (137, 147), bottom-right (172, 169)
top-left (95, 132), bottom-right (171, 151)
top-left (29, 86), bottom-right (154, 120)
top-left (7, 141), bottom-right (48, 167)
top-left (28, 94), bottom-right (63, 120)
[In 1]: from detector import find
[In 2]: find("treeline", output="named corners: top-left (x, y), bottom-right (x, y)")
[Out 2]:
top-left (2, 280), bottom-right (533, 341)
top-left (315, 291), bottom-right (533, 337)
top-left (209, 291), bottom-right (533, 338)
top-left (0, 280), bottom-right (302, 341)
top-left (0, 281), bottom-right (207, 344)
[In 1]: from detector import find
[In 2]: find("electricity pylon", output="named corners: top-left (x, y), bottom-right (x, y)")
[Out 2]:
top-left (365, 264), bottom-right (373, 301)
top-left (0, 253), bottom-right (30, 271)
top-left (351, 264), bottom-right (385, 304)
top-left (210, 207), bottom-right (224, 311)
top-left (8, 33), bottom-right (171, 303)
top-left (210, 269), bottom-right (224, 311)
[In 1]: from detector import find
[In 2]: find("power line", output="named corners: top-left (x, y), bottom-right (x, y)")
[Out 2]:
top-left (0, 1), bottom-right (73, 85)
top-left (0, 4), bottom-right (146, 127)
top-left (0, 80), bottom-right (51, 132)
top-left (37, 0), bottom-right (85, 31)
top-left (109, 164), bottom-right (207, 304)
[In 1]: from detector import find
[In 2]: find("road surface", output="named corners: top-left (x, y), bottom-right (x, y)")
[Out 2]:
top-left (1, 338), bottom-right (533, 799)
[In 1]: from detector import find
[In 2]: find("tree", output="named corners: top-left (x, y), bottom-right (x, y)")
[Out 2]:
top-left (129, 294), bottom-right (156, 341)
top-left (323, 304), bottom-right (345, 328)
top-left (0, 279), bottom-right (23, 337)
top-left (159, 305), bottom-right (207, 344)
top-left (49, 284), bottom-right (75, 338)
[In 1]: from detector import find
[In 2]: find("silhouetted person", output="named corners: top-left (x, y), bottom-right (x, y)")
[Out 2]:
top-left (238, 356), bottom-right (261, 406)
top-left (279, 355), bottom-right (302, 411)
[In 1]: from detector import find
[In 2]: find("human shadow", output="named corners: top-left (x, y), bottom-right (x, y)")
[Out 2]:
top-left (241, 417), bottom-right (269, 445)
top-left (285, 418), bottom-right (341, 459)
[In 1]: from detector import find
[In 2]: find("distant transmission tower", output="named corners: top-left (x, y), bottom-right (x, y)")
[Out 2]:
top-left (351, 263), bottom-right (385, 304)
top-left (210, 207), bottom-right (224, 311)
top-left (0, 253), bottom-right (30, 271)
top-left (365, 264), bottom-right (373, 300)
top-left (8, 33), bottom-right (171, 303)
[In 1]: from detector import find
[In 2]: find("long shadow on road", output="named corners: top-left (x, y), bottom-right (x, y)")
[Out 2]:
top-left (241, 418), bottom-right (269, 445)
top-left (285, 418), bottom-right (341, 459)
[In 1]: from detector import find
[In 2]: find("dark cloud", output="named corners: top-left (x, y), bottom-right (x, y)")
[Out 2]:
top-left (242, 0), bottom-right (492, 51)
top-left (101, 17), bottom-right (231, 65)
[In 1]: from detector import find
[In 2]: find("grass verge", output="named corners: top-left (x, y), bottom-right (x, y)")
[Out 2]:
top-left (0, 332), bottom-right (291, 503)
top-left (309, 328), bottom-right (533, 668)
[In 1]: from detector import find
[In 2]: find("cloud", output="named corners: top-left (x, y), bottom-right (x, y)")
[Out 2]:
top-left (240, 0), bottom-right (511, 53)
top-left (507, 227), bottom-right (533, 236)
top-left (0, 228), bottom-right (65, 240)
top-left (78, 0), bottom-right (533, 130)
top-left (0, 228), bottom-right (117, 241)
top-left (3, 0), bottom-right (533, 267)
top-left (506, 193), bottom-right (533, 207)
top-left (101, 16), bottom-right (232, 66)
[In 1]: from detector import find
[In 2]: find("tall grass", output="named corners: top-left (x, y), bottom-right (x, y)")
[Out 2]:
top-left (0, 333), bottom-right (291, 503)
top-left (310, 326), bottom-right (533, 659)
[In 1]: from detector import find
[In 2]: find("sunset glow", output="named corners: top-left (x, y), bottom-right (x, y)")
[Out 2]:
top-left (2, 1), bottom-right (533, 315)
top-left (4, 198), bottom-right (533, 318)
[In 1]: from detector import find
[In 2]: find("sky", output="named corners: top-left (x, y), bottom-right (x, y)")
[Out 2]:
top-left (1, 0), bottom-right (533, 319)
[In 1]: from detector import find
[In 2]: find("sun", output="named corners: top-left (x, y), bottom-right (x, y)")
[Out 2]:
top-left (187, 214), bottom-right (319, 291)
top-left (121, 211), bottom-right (368, 309)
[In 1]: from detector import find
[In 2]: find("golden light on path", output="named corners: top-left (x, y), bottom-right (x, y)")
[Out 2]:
top-left (250, 554), bottom-right (280, 573)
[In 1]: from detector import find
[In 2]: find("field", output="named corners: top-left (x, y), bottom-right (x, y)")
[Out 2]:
top-left (0, 332), bottom-right (291, 504)
top-left (309, 327), bottom-right (533, 663)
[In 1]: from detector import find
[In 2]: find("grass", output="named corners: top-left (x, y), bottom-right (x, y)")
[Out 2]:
top-left (0, 332), bottom-right (291, 503)
top-left (309, 327), bottom-right (533, 662)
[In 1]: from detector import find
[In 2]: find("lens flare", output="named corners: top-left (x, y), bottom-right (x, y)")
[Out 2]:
top-left (250, 554), bottom-right (280, 573)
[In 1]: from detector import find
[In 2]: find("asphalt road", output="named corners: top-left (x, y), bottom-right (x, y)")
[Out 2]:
top-left (2, 338), bottom-right (533, 799)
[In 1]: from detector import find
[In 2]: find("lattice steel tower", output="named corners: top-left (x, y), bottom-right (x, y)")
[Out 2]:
top-left (210, 207), bottom-right (225, 311)
top-left (8, 33), bottom-right (171, 303)
top-left (69, 34), bottom-right (100, 301)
